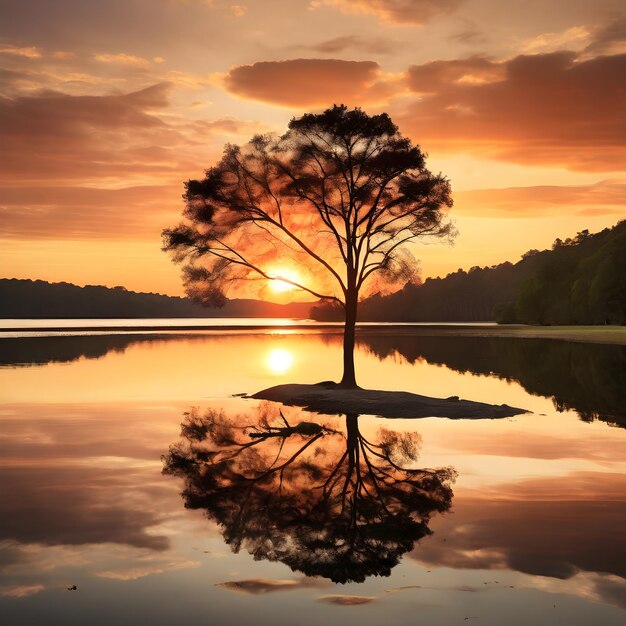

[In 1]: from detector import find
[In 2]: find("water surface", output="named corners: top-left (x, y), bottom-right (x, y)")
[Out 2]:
top-left (1, 328), bottom-right (624, 625)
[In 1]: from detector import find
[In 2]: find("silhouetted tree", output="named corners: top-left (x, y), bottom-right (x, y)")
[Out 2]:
top-left (162, 405), bottom-right (455, 583)
top-left (162, 105), bottom-right (454, 387)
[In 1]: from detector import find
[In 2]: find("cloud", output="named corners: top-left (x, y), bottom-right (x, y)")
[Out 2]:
top-left (0, 83), bottom-right (182, 235)
top-left (0, 184), bottom-right (181, 240)
top-left (384, 584), bottom-right (423, 593)
top-left (224, 58), bottom-right (398, 107)
top-left (316, 594), bottom-right (377, 605)
top-left (311, 0), bottom-right (463, 25)
top-left (0, 83), bottom-right (172, 177)
top-left (95, 557), bottom-right (200, 580)
top-left (0, 466), bottom-right (170, 550)
top-left (309, 35), bottom-right (398, 55)
top-left (0, 584), bottom-right (45, 598)
top-left (402, 51), bottom-right (626, 171)
top-left (408, 56), bottom-right (505, 92)
top-left (52, 50), bottom-right (76, 60)
top-left (449, 28), bottom-right (487, 45)
top-left (384, 583), bottom-right (489, 594)
top-left (94, 52), bottom-right (154, 68)
top-left (0, 541), bottom-right (205, 600)
top-left (0, 83), bottom-right (261, 240)
top-left (521, 26), bottom-right (590, 54)
top-left (230, 4), bottom-right (246, 17)
top-left (0, 401), bottom-right (216, 594)
top-left (0, 44), bottom-right (42, 59)
top-left (412, 472), bottom-right (626, 582)
top-left (439, 429), bottom-right (626, 462)
top-left (591, 576), bottom-right (626, 610)
top-left (585, 16), bottom-right (626, 55)
top-left (454, 180), bottom-right (626, 217)
top-left (217, 577), bottom-right (328, 594)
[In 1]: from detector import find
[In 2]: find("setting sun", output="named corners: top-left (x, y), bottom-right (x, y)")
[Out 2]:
top-left (269, 268), bottom-right (301, 293)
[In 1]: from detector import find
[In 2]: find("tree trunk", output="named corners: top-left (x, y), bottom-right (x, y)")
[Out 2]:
top-left (345, 413), bottom-right (359, 447)
top-left (340, 290), bottom-right (358, 388)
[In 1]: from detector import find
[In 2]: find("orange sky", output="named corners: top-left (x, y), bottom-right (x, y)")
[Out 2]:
top-left (0, 0), bottom-right (624, 296)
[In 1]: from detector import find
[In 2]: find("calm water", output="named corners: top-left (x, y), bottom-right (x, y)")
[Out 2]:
top-left (0, 328), bottom-right (625, 625)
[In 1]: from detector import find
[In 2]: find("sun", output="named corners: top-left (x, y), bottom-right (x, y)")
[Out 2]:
top-left (268, 267), bottom-right (301, 293)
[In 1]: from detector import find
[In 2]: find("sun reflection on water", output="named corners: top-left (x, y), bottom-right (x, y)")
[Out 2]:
top-left (266, 348), bottom-right (294, 374)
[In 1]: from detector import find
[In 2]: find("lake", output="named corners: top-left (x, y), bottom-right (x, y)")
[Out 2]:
top-left (1, 325), bottom-right (625, 625)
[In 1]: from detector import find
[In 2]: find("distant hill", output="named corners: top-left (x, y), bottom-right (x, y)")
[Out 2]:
top-left (5, 221), bottom-right (624, 323)
top-left (310, 220), bottom-right (626, 324)
top-left (0, 279), bottom-right (315, 319)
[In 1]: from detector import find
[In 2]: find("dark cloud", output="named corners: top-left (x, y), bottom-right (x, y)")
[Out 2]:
top-left (313, 0), bottom-right (463, 25)
top-left (413, 473), bottom-right (626, 582)
top-left (0, 403), bottom-right (179, 552)
top-left (309, 35), bottom-right (398, 55)
top-left (450, 29), bottom-right (488, 45)
top-left (585, 16), bottom-right (626, 55)
top-left (592, 577), bottom-right (626, 610)
top-left (402, 51), bottom-right (626, 171)
top-left (408, 56), bottom-right (504, 93)
top-left (0, 467), bottom-right (170, 550)
top-left (224, 58), bottom-right (384, 107)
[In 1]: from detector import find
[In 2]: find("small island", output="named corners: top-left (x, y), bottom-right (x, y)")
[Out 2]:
top-left (251, 382), bottom-right (527, 419)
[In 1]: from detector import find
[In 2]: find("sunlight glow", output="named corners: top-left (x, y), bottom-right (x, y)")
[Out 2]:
top-left (266, 348), bottom-right (294, 374)
top-left (268, 268), bottom-right (301, 293)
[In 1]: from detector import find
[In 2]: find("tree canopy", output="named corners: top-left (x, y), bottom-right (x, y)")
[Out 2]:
top-left (163, 105), bottom-right (454, 386)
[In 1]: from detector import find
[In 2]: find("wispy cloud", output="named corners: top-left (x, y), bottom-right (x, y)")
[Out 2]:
top-left (1, 584), bottom-right (45, 598)
top-left (0, 44), bottom-right (42, 58)
top-left (217, 577), bottom-right (328, 594)
top-left (310, 0), bottom-right (464, 25)
top-left (316, 594), bottom-right (377, 605)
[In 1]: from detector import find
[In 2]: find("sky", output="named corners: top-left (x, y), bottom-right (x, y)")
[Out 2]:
top-left (0, 0), bottom-right (624, 296)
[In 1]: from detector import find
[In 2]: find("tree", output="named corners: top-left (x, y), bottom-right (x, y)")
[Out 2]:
top-left (162, 405), bottom-right (455, 583)
top-left (163, 105), bottom-right (454, 387)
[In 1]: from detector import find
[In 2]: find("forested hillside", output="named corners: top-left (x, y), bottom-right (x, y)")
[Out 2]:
top-left (310, 221), bottom-right (625, 324)
top-left (498, 221), bottom-right (625, 324)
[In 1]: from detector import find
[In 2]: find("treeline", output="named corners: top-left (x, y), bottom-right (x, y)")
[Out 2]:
top-left (310, 220), bottom-right (625, 324)
top-left (0, 279), bottom-right (313, 319)
top-left (498, 221), bottom-right (625, 324)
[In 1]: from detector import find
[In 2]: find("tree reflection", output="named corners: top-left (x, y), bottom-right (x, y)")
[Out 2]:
top-left (163, 405), bottom-right (455, 583)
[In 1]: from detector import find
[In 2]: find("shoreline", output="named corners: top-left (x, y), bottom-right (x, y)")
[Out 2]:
top-left (0, 322), bottom-right (624, 345)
